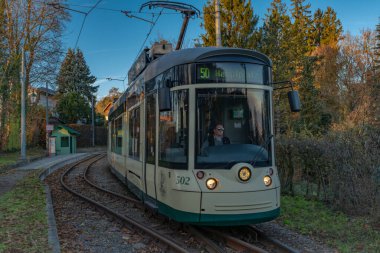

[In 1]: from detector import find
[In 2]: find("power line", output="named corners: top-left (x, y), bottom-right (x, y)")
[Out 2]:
top-left (135, 9), bottom-right (164, 61)
top-left (75, 0), bottom-right (104, 49)
top-left (122, 9), bottom-right (164, 83)
top-left (75, 16), bottom-right (87, 49)
top-left (48, 0), bottom-right (104, 49)
top-left (88, 0), bottom-right (103, 14)
top-left (63, 3), bottom-right (191, 15)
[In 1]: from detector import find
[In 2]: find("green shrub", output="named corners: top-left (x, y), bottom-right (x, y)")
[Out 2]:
top-left (276, 127), bottom-right (380, 220)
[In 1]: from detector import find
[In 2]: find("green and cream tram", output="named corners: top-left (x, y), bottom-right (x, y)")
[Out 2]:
top-left (108, 43), bottom-right (299, 225)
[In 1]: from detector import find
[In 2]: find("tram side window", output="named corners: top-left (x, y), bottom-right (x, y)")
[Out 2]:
top-left (111, 121), bottom-right (115, 153)
top-left (129, 107), bottom-right (140, 160)
top-left (159, 90), bottom-right (188, 169)
top-left (115, 116), bottom-right (123, 155)
top-left (146, 94), bottom-right (156, 164)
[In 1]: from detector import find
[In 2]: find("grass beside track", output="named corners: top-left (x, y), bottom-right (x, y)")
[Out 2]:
top-left (0, 171), bottom-right (378, 252)
top-left (0, 148), bottom-right (46, 172)
top-left (279, 195), bottom-right (380, 253)
top-left (0, 170), bottom-right (49, 253)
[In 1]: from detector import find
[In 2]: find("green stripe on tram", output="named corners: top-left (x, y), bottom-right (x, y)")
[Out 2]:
top-left (158, 201), bottom-right (280, 226)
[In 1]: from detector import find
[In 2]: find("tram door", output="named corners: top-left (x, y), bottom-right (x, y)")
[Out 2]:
top-left (144, 93), bottom-right (157, 202)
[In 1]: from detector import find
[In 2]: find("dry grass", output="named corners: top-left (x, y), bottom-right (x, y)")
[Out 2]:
top-left (0, 170), bottom-right (50, 253)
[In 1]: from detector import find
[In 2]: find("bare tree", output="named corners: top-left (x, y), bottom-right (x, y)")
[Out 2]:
top-left (337, 30), bottom-right (378, 127)
top-left (0, 0), bottom-right (68, 151)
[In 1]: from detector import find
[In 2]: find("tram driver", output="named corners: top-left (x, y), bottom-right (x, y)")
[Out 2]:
top-left (201, 123), bottom-right (230, 151)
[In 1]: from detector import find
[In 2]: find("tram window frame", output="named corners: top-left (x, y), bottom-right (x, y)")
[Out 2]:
top-left (146, 93), bottom-right (156, 164)
top-left (128, 107), bottom-right (141, 160)
top-left (110, 120), bottom-right (115, 153)
top-left (115, 116), bottom-right (123, 155)
top-left (158, 89), bottom-right (189, 170)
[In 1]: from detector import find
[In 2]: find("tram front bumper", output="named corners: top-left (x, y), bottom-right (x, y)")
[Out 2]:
top-left (199, 187), bottom-right (280, 226)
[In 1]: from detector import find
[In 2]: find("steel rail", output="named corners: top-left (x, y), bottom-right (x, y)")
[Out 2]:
top-left (185, 225), bottom-right (226, 253)
top-left (83, 160), bottom-right (143, 206)
top-left (60, 154), bottom-right (189, 253)
top-left (202, 228), bottom-right (268, 253)
top-left (248, 225), bottom-right (300, 253)
top-left (84, 162), bottom-right (230, 253)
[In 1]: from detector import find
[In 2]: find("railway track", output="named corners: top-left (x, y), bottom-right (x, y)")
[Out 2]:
top-left (191, 226), bottom-right (299, 253)
top-left (58, 154), bottom-right (299, 253)
top-left (60, 153), bottom-right (197, 252)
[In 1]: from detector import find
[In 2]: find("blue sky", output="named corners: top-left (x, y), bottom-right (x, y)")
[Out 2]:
top-left (62, 0), bottom-right (380, 99)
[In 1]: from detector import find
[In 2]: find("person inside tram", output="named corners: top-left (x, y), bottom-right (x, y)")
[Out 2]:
top-left (202, 123), bottom-right (230, 151)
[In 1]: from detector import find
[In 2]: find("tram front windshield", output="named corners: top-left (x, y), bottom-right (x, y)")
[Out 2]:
top-left (196, 88), bottom-right (272, 169)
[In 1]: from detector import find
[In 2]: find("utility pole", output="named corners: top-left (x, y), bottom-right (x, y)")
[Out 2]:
top-left (20, 48), bottom-right (26, 161)
top-left (91, 95), bottom-right (95, 147)
top-left (215, 0), bottom-right (222, 47)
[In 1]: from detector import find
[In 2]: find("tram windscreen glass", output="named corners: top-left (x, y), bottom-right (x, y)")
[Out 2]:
top-left (195, 88), bottom-right (272, 169)
top-left (196, 63), bottom-right (264, 84)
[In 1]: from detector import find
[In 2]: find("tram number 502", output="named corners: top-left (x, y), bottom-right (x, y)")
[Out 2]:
top-left (176, 176), bottom-right (190, 185)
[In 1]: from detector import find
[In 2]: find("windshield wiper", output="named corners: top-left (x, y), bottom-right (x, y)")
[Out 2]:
top-left (250, 134), bottom-right (274, 167)
top-left (199, 159), bottom-right (237, 170)
top-left (225, 160), bottom-right (238, 169)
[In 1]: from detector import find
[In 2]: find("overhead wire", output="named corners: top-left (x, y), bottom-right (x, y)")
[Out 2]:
top-left (53, 1), bottom-right (202, 87)
top-left (64, 3), bottom-right (194, 14)
top-left (70, 0), bottom-right (104, 49)
top-left (135, 9), bottom-right (164, 62)
top-left (122, 8), bottom-right (164, 83)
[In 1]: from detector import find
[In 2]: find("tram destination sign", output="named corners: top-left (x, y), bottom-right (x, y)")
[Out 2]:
top-left (196, 63), bottom-right (264, 84)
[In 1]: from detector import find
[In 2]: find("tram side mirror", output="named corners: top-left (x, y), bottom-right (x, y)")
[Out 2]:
top-left (159, 84), bottom-right (171, 112)
top-left (288, 90), bottom-right (301, 112)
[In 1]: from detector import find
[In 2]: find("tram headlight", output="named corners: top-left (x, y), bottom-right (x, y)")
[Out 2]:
top-left (206, 178), bottom-right (218, 190)
top-left (263, 175), bottom-right (272, 186)
top-left (238, 167), bottom-right (251, 182)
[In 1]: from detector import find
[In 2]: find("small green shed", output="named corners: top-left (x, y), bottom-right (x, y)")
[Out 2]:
top-left (51, 125), bottom-right (80, 155)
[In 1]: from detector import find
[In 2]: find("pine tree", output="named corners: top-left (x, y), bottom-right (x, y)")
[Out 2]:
top-left (258, 0), bottom-right (292, 81)
top-left (57, 48), bottom-right (97, 101)
top-left (320, 7), bottom-right (342, 46)
top-left (290, 0), bottom-right (313, 58)
top-left (201, 0), bottom-right (258, 48)
top-left (296, 57), bottom-right (324, 134)
top-left (57, 92), bottom-right (91, 124)
top-left (289, 0), bottom-right (329, 134)
top-left (56, 48), bottom-right (97, 123)
top-left (311, 7), bottom-right (343, 124)
top-left (310, 8), bottom-right (324, 48)
top-left (257, 0), bottom-right (295, 134)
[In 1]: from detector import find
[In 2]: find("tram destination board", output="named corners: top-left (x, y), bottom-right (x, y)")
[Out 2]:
top-left (196, 62), bottom-right (264, 84)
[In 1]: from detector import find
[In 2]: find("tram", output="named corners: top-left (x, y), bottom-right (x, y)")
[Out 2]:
top-left (107, 41), bottom-right (300, 226)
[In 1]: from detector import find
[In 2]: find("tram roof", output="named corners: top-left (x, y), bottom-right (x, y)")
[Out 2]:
top-left (109, 47), bottom-right (272, 119)
top-left (144, 47), bottom-right (272, 81)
